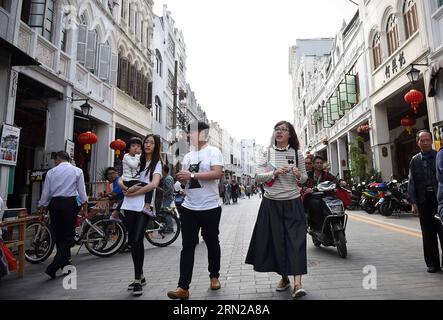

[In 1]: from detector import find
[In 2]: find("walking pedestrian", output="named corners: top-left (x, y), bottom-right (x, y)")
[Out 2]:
top-left (161, 164), bottom-right (175, 209)
top-left (246, 184), bottom-right (252, 199)
top-left (38, 151), bottom-right (88, 279)
top-left (408, 130), bottom-right (443, 273)
top-left (224, 182), bottom-right (231, 205)
top-left (120, 134), bottom-right (163, 296)
top-left (245, 121), bottom-right (308, 299)
top-left (167, 121), bottom-right (224, 300)
top-left (231, 180), bottom-right (239, 204)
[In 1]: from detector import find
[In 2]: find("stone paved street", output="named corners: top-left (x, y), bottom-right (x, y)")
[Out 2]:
top-left (1, 196), bottom-right (443, 300)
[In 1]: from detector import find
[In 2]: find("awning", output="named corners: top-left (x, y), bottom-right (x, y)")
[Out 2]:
top-left (0, 37), bottom-right (40, 66)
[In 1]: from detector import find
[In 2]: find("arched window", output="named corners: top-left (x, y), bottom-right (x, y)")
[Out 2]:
top-left (403, 0), bottom-right (418, 39)
top-left (155, 96), bottom-right (162, 123)
top-left (156, 49), bottom-right (163, 76)
top-left (386, 14), bottom-right (399, 56)
top-left (372, 32), bottom-right (382, 69)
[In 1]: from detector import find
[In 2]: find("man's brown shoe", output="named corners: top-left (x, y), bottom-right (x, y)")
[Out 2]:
top-left (167, 288), bottom-right (190, 300)
top-left (210, 278), bottom-right (221, 290)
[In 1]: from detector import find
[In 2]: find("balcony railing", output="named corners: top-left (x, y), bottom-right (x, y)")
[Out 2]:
top-left (17, 21), bottom-right (113, 109)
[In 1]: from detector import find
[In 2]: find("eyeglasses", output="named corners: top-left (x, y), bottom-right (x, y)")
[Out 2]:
top-left (274, 127), bottom-right (289, 133)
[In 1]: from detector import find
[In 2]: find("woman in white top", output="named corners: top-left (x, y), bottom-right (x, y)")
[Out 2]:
top-left (111, 138), bottom-right (156, 223)
top-left (120, 134), bottom-right (163, 297)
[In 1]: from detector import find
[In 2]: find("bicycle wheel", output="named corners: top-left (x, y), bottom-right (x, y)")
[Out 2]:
top-left (145, 211), bottom-right (181, 247)
top-left (25, 221), bottom-right (55, 264)
top-left (84, 217), bottom-right (127, 257)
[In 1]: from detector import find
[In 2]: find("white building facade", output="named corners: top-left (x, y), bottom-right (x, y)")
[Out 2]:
top-left (0, 0), bottom-right (154, 211)
top-left (360, 0), bottom-right (431, 180)
top-left (290, 13), bottom-right (373, 180)
top-left (423, 0), bottom-right (443, 143)
top-left (152, 5), bottom-right (187, 160)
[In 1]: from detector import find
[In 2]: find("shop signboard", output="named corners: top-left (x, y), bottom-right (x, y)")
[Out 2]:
top-left (0, 124), bottom-right (21, 166)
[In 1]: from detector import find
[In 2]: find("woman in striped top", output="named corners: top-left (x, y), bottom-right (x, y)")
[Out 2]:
top-left (245, 121), bottom-right (308, 299)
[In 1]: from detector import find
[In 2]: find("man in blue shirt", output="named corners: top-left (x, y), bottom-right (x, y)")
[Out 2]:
top-left (104, 167), bottom-right (125, 223)
top-left (105, 167), bottom-right (124, 201)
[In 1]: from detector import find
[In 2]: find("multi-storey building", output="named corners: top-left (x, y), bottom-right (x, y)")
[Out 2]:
top-left (291, 1), bottom-right (433, 181)
top-left (0, 0), bottom-right (154, 212)
top-left (152, 4), bottom-right (187, 159)
top-left (360, 0), bottom-right (431, 180)
top-left (423, 0), bottom-right (443, 144)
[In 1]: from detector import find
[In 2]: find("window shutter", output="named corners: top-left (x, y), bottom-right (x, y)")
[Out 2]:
top-left (85, 30), bottom-right (97, 70)
top-left (117, 56), bottom-right (122, 88)
top-left (76, 24), bottom-right (88, 64)
top-left (146, 81), bottom-right (153, 109)
top-left (141, 75), bottom-right (147, 104)
top-left (120, 58), bottom-right (128, 91)
top-left (128, 65), bottom-right (135, 96)
top-left (136, 70), bottom-right (142, 101)
top-left (97, 44), bottom-right (111, 81)
top-left (109, 53), bottom-right (118, 86)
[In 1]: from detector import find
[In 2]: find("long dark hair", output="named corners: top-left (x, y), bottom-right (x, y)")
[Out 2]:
top-left (139, 134), bottom-right (163, 181)
top-left (273, 121), bottom-right (300, 150)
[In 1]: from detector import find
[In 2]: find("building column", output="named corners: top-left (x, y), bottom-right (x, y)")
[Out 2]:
top-left (337, 136), bottom-right (348, 179)
top-left (91, 123), bottom-right (113, 181)
top-left (328, 141), bottom-right (339, 176)
top-left (45, 88), bottom-right (74, 156)
top-left (372, 105), bottom-right (393, 181)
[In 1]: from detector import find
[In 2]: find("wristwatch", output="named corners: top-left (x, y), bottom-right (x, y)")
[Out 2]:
top-left (190, 173), bottom-right (195, 179)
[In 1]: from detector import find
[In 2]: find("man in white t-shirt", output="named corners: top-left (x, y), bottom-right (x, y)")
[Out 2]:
top-left (167, 122), bottom-right (224, 300)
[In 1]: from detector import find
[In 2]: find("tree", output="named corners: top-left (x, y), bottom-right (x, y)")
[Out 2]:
top-left (349, 136), bottom-right (368, 182)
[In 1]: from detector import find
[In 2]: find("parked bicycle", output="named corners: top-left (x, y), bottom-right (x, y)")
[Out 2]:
top-left (25, 210), bottom-right (127, 264)
top-left (143, 207), bottom-right (181, 247)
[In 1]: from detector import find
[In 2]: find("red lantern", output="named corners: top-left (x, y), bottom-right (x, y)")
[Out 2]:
top-left (404, 89), bottom-right (424, 114)
top-left (110, 139), bottom-right (126, 157)
top-left (78, 131), bottom-right (98, 154)
top-left (401, 115), bottom-right (416, 135)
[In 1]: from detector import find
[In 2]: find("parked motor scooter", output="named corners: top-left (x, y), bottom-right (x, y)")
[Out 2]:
top-left (307, 181), bottom-right (349, 258)
top-left (377, 179), bottom-right (412, 216)
top-left (360, 182), bottom-right (381, 214)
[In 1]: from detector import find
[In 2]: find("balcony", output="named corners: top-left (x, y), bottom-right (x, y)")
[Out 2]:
top-left (17, 21), bottom-right (113, 109)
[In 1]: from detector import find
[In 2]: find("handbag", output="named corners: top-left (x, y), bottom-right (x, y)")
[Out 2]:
top-left (0, 242), bottom-right (17, 271)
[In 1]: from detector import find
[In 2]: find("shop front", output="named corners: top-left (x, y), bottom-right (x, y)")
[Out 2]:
top-left (8, 73), bottom-right (61, 211)
top-left (372, 76), bottom-right (429, 180)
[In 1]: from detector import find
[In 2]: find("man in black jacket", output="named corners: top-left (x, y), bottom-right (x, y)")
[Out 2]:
top-left (408, 130), bottom-right (443, 273)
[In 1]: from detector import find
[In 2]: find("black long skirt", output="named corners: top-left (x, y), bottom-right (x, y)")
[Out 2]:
top-left (245, 197), bottom-right (307, 276)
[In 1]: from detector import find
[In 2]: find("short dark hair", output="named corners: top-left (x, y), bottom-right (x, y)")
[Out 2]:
top-left (54, 151), bottom-right (70, 162)
top-left (127, 137), bottom-right (143, 148)
top-left (187, 121), bottom-right (210, 133)
top-left (416, 129), bottom-right (433, 141)
top-left (313, 156), bottom-right (324, 163)
top-left (105, 167), bottom-right (118, 176)
top-left (163, 164), bottom-right (170, 173)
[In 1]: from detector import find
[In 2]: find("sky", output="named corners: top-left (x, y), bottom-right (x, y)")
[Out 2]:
top-left (153, 0), bottom-right (359, 146)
